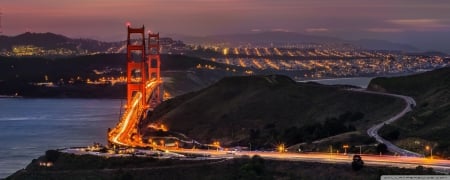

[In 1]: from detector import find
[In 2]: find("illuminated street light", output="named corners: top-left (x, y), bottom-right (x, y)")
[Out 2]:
top-left (343, 144), bottom-right (349, 155)
top-left (426, 145), bottom-right (433, 159)
top-left (278, 144), bottom-right (285, 153)
top-left (212, 141), bottom-right (220, 151)
top-left (160, 140), bottom-right (165, 147)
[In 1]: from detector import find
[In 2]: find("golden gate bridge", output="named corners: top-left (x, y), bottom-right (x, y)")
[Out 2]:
top-left (108, 24), bottom-right (163, 147)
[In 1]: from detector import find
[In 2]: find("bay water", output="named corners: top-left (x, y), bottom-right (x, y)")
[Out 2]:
top-left (0, 99), bottom-right (122, 178)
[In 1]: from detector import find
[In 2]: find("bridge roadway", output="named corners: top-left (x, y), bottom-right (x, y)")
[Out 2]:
top-left (109, 80), bottom-right (162, 147)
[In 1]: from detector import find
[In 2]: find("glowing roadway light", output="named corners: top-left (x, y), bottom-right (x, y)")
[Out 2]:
top-left (343, 144), bottom-right (349, 155)
top-left (254, 48), bottom-right (262, 57)
top-left (244, 48), bottom-right (250, 56)
top-left (287, 51), bottom-right (294, 57)
top-left (222, 48), bottom-right (229, 56)
top-left (280, 61), bottom-right (291, 69)
top-left (426, 145), bottom-right (433, 159)
top-left (111, 92), bottom-right (142, 146)
top-left (238, 58), bottom-right (246, 67)
top-left (264, 59), bottom-right (280, 70)
top-left (109, 80), bottom-right (162, 146)
top-left (273, 48), bottom-right (282, 56)
top-left (252, 59), bottom-right (263, 69)
top-left (233, 48), bottom-right (239, 55)
top-left (264, 48), bottom-right (271, 56)
top-left (277, 144), bottom-right (285, 153)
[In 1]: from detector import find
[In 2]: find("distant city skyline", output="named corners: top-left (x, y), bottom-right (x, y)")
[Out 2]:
top-left (2, 0), bottom-right (450, 52)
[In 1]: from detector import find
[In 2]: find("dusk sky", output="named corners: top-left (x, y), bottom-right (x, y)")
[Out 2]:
top-left (2, 0), bottom-right (450, 51)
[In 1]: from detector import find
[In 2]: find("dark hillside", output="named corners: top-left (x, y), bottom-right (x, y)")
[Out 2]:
top-left (144, 75), bottom-right (404, 148)
top-left (368, 67), bottom-right (450, 157)
top-left (0, 54), bottom-right (243, 97)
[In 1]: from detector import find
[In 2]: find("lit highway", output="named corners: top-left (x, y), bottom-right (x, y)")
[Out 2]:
top-left (108, 80), bottom-right (161, 147)
top-left (165, 148), bottom-right (450, 173)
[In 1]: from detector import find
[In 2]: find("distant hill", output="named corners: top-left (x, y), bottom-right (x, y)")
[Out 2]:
top-left (143, 75), bottom-right (404, 148)
top-left (0, 54), bottom-right (243, 98)
top-left (354, 39), bottom-right (418, 52)
top-left (368, 67), bottom-right (450, 157)
top-left (177, 31), bottom-right (341, 45)
top-left (175, 31), bottom-right (419, 51)
top-left (0, 32), bottom-right (123, 53)
top-left (0, 31), bottom-right (425, 53)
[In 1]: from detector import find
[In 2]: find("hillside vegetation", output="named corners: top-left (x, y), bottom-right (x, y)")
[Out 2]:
top-left (368, 67), bottom-right (450, 157)
top-left (143, 75), bottom-right (404, 149)
top-left (8, 152), bottom-right (439, 180)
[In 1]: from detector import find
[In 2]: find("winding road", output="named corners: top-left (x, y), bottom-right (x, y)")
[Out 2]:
top-left (349, 88), bottom-right (423, 157)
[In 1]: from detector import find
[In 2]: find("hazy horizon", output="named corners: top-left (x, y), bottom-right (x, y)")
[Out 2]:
top-left (2, 0), bottom-right (450, 52)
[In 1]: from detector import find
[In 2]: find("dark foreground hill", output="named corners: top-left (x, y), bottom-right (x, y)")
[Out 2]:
top-left (368, 67), bottom-right (450, 157)
top-left (143, 75), bottom-right (404, 148)
top-left (8, 152), bottom-right (439, 180)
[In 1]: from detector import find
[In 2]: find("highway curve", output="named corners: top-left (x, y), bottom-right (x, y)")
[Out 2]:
top-left (349, 88), bottom-right (422, 157)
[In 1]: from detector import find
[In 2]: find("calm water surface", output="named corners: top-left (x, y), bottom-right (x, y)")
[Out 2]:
top-left (299, 77), bottom-right (374, 88)
top-left (0, 99), bottom-right (121, 178)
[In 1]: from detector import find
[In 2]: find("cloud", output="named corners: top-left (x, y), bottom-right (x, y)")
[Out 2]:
top-left (270, 28), bottom-right (291, 32)
top-left (387, 18), bottom-right (450, 31)
top-left (305, 28), bottom-right (329, 32)
top-left (366, 28), bottom-right (404, 33)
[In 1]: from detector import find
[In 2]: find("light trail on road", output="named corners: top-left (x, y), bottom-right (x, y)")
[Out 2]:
top-left (108, 80), bottom-right (160, 147)
top-left (169, 148), bottom-right (450, 173)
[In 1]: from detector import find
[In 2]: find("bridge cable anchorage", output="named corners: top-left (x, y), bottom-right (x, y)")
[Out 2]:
top-left (108, 24), bottom-right (163, 147)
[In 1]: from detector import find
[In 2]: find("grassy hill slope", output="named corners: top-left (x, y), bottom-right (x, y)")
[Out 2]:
top-left (143, 75), bottom-right (404, 149)
top-left (368, 67), bottom-right (450, 157)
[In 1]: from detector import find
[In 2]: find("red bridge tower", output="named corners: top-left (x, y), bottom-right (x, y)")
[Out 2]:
top-left (147, 32), bottom-right (162, 107)
top-left (125, 24), bottom-right (162, 112)
top-left (126, 25), bottom-right (148, 108)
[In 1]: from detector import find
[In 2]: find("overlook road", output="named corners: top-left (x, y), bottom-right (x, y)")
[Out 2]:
top-left (349, 88), bottom-right (422, 157)
top-left (171, 149), bottom-right (450, 173)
